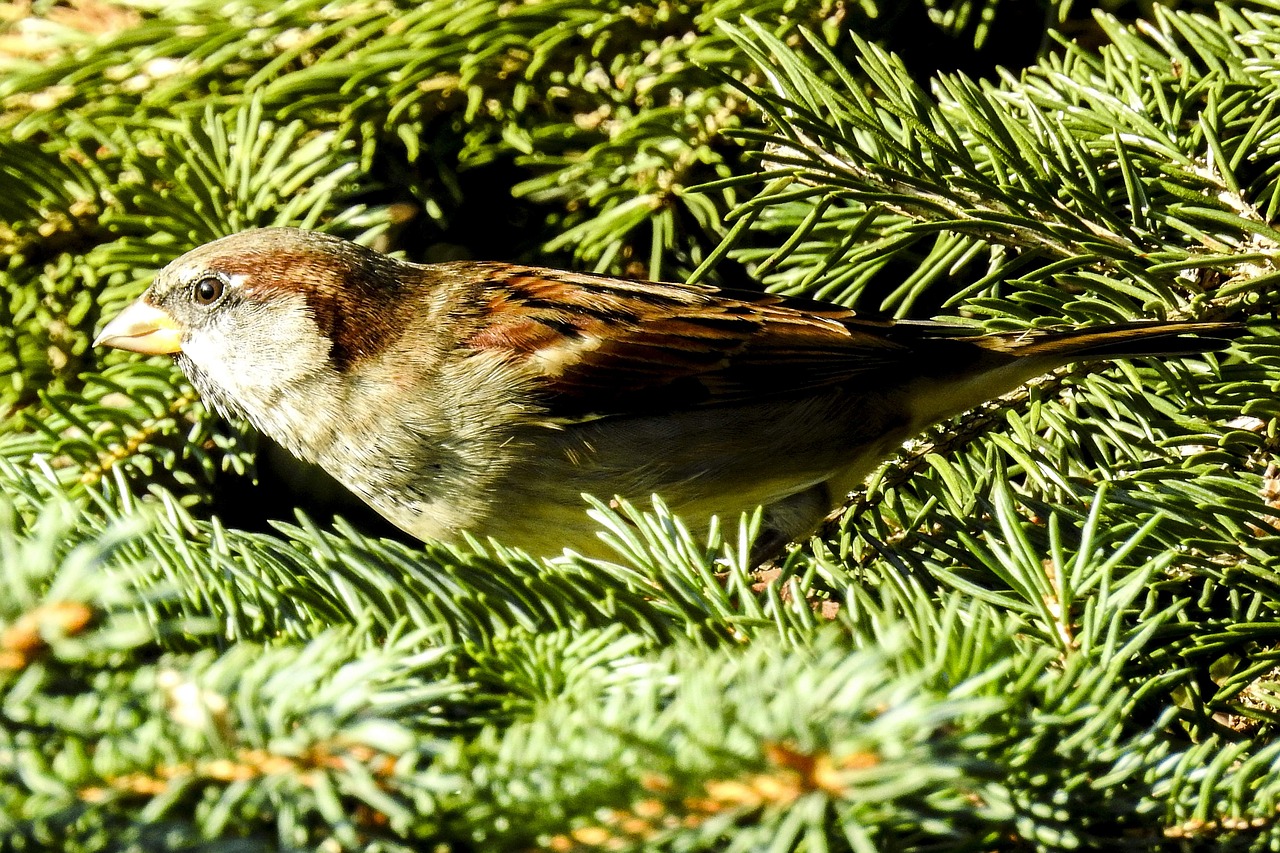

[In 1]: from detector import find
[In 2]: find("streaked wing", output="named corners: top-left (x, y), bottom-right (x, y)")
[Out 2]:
top-left (452, 263), bottom-right (921, 419)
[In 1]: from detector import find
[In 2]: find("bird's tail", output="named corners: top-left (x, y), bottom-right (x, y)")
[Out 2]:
top-left (899, 320), bottom-right (1242, 433)
top-left (968, 320), bottom-right (1242, 363)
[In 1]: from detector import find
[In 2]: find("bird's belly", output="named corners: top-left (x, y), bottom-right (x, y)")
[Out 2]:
top-left (474, 395), bottom-right (909, 558)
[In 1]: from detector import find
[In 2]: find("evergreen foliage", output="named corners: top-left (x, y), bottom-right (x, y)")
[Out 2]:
top-left (2, 0), bottom-right (1280, 849)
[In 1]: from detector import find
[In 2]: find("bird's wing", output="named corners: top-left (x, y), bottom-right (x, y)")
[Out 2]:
top-left (451, 262), bottom-right (948, 420)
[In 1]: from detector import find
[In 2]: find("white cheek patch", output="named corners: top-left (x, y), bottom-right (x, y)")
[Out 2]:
top-left (179, 293), bottom-right (346, 457)
top-left (182, 295), bottom-right (331, 403)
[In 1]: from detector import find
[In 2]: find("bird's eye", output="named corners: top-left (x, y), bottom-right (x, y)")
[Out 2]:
top-left (193, 276), bottom-right (225, 306)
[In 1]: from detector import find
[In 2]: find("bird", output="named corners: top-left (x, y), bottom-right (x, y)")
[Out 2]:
top-left (95, 227), bottom-right (1238, 561)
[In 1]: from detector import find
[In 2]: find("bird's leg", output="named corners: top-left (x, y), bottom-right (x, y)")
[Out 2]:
top-left (751, 483), bottom-right (831, 565)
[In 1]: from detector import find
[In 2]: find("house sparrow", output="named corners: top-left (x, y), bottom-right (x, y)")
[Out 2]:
top-left (96, 227), bottom-right (1237, 560)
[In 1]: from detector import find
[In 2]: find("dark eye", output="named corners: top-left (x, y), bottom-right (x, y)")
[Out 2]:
top-left (193, 276), bottom-right (225, 306)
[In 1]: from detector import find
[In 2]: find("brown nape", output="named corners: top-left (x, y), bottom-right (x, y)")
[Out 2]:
top-left (222, 241), bottom-right (420, 372)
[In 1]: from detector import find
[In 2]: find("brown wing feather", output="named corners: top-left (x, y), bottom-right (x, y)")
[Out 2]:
top-left (440, 262), bottom-right (1238, 423)
top-left (449, 263), bottom-right (916, 419)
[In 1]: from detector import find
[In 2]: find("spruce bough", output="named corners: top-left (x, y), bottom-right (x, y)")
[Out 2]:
top-left (2, 1), bottom-right (1280, 849)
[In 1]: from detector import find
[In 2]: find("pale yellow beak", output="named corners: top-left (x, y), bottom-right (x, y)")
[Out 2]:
top-left (94, 299), bottom-right (184, 354)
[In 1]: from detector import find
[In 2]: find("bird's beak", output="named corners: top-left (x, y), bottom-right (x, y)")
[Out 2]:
top-left (94, 299), bottom-right (184, 354)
